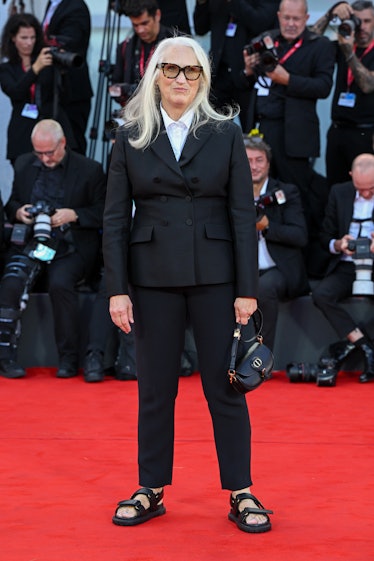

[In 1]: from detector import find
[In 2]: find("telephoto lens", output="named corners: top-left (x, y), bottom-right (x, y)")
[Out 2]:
top-left (286, 362), bottom-right (319, 383)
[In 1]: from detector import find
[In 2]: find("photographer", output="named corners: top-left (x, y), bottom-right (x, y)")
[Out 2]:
top-left (109, 0), bottom-right (174, 108)
top-left (242, 0), bottom-right (335, 234)
top-left (312, 153), bottom-right (374, 384)
top-left (0, 119), bottom-right (105, 379)
top-left (0, 12), bottom-right (75, 165)
top-left (193, 0), bottom-right (279, 131)
top-left (244, 134), bottom-right (309, 351)
top-left (41, 0), bottom-right (93, 155)
top-left (311, 1), bottom-right (374, 186)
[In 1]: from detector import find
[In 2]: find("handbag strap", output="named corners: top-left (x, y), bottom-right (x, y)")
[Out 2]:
top-left (228, 309), bottom-right (264, 374)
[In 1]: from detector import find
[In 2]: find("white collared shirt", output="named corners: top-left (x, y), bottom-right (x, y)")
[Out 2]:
top-left (255, 179), bottom-right (277, 271)
top-left (160, 105), bottom-right (194, 161)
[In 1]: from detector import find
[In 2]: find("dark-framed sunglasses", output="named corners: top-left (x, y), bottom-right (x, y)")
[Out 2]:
top-left (156, 63), bottom-right (203, 81)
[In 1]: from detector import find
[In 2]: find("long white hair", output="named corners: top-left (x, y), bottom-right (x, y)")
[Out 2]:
top-left (121, 35), bottom-right (239, 150)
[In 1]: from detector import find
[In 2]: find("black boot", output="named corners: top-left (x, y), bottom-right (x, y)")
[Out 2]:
top-left (358, 343), bottom-right (374, 383)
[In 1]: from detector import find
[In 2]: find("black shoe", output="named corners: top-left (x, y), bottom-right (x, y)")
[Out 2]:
top-left (0, 359), bottom-right (26, 379)
top-left (358, 343), bottom-right (374, 383)
top-left (84, 350), bottom-right (105, 383)
top-left (115, 364), bottom-right (137, 381)
top-left (56, 358), bottom-right (78, 378)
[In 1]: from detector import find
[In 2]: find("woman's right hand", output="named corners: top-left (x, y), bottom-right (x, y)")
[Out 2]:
top-left (32, 47), bottom-right (53, 75)
top-left (109, 294), bottom-right (134, 333)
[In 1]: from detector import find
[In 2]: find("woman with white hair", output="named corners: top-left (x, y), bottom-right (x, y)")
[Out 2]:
top-left (103, 35), bottom-right (273, 533)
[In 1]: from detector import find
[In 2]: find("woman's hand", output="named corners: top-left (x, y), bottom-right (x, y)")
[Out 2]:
top-left (234, 297), bottom-right (257, 325)
top-left (109, 294), bottom-right (134, 333)
top-left (32, 47), bottom-right (53, 75)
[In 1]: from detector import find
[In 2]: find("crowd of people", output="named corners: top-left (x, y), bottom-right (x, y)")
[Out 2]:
top-left (0, 0), bottom-right (373, 378)
top-left (0, 0), bottom-right (373, 535)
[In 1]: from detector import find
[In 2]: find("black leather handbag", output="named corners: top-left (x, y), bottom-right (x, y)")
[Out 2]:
top-left (228, 309), bottom-right (274, 394)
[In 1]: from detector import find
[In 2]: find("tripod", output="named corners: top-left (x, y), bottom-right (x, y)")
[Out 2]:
top-left (88, 1), bottom-right (128, 170)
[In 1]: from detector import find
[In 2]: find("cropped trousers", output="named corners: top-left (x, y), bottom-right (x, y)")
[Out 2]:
top-left (130, 283), bottom-right (252, 491)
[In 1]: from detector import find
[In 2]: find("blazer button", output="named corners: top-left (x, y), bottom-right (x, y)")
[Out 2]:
top-left (161, 220), bottom-right (169, 226)
top-left (186, 219), bottom-right (193, 226)
top-left (191, 177), bottom-right (199, 183)
top-left (185, 195), bottom-right (192, 202)
top-left (160, 195), bottom-right (168, 202)
top-left (153, 177), bottom-right (161, 183)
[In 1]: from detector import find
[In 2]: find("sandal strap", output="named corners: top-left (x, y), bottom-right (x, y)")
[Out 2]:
top-left (231, 492), bottom-right (273, 515)
top-left (115, 498), bottom-right (145, 516)
top-left (130, 487), bottom-right (164, 511)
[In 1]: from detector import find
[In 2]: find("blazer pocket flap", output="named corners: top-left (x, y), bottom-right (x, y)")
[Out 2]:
top-left (205, 223), bottom-right (232, 241)
top-left (130, 225), bottom-right (154, 244)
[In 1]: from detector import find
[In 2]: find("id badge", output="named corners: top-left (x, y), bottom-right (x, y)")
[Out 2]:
top-left (255, 77), bottom-right (272, 96)
top-left (338, 92), bottom-right (356, 108)
top-left (226, 22), bottom-right (237, 37)
top-left (32, 243), bottom-right (56, 262)
top-left (21, 103), bottom-right (39, 119)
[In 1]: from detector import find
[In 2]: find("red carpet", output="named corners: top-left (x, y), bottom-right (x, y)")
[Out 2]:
top-left (1, 368), bottom-right (373, 561)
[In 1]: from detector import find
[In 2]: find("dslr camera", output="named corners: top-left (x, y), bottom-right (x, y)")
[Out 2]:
top-left (347, 237), bottom-right (374, 295)
top-left (49, 46), bottom-right (83, 68)
top-left (255, 189), bottom-right (286, 221)
top-left (244, 33), bottom-right (279, 74)
top-left (25, 201), bottom-right (57, 263)
top-left (338, 14), bottom-right (362, 38)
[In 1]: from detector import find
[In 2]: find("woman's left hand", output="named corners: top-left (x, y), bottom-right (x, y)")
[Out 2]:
top-left (234, 297), bottom-right (257, 325)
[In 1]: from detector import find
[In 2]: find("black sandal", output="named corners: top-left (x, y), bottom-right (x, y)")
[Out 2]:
top-left (228, 492), bottom-right (273, 533)
top-left (112, 487), bottom-right (166, 526)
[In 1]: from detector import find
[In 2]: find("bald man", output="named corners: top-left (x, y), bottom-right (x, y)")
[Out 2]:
top-left (312, 153), bottom-right (374, 383)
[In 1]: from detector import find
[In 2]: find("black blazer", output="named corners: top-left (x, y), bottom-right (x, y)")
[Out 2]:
top-left (0, 62), bottom-right (75, 160)
top-left (320, 181), bottom-right (357, 275)
top-left (103, 120), bottom-right (258, 298)
top-left (194, 0), bottom-right (279, 85)
top-left (5, 149), bottom-right (106, 275)
top-left (261, 177), bottom-right (309, 298)
top-left (245, 28), bottom-right (335, 158)
top-left (43, 0), bottom-right (93, 102)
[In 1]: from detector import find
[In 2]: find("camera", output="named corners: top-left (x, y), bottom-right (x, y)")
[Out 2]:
top-left (26, 201), bottom-right (56, 243)
top-left (49, 46), bottom-right (83, 68)
top-left (338, 14), bottom-right (362, 38)
top-left (286, 362), bottom-right (320, 383)
top-left (244, 33), bottom-right (279, 74)
top-left (255, 189), bottom-right (286, 221)
top-left (347, 237), bottom-right (374, 296)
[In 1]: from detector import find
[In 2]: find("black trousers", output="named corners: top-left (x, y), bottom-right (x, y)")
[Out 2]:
top-left (258, 267), bottom-right (288, 351)
top-left (326, 124), bottom-right (374, 187)
top-left (130, 283), bottom-right (252, 490)
top-left (312, 261), bottom-right (358, 339)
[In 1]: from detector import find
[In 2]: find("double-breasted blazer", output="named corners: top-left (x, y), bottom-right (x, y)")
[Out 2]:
top-left (103, 120), bottom-right (258, 299)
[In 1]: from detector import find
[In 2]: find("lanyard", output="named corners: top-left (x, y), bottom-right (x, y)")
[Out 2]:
top-left (139, 43), bottom-right (155, 78)
top-left (274, 38), bottom-right (303, 64)
top-left (347, 39), bottom-right (374, 87)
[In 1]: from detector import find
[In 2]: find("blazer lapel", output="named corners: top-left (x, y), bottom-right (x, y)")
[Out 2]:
top-left (150, 129), bottom-right (184, 177)
top-left (179, 124), bottom-right (213, 167)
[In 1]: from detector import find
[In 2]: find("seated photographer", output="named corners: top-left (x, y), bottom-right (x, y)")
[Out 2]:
top-left (242, 0), bottom-right (335, 232)
top-left (312, 153), bottom-right (374, 383)
top-left (244, 134), bottom-right (309, 352)
top-left (311, 1), bottom-right (374, 186)
top-left (0, 119), bottom-right (106, 379)
top-left (108, 0), bottom-right (174, 107)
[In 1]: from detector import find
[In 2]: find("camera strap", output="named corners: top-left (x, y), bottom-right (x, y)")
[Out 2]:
top-left (274, 38), bottom-right (303, 64)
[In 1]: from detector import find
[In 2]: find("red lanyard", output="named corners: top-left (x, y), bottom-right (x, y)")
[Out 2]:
top-left (274, 38), bottom-right (303, 64)
top-left (139, 44), bottom-right (155, 77)
top-left (22, 62), bottom-right (35, 103)
top-left (347, 39), bottom-right (374, 87)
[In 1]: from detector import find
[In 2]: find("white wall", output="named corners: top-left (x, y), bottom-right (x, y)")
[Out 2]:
top-left (1, 0), bottom-right (331, 203)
